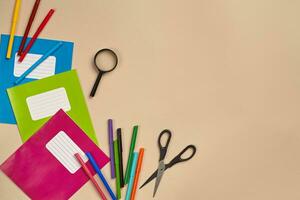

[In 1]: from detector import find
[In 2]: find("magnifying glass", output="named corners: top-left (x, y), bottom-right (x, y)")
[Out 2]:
top-left (90, 48), bottom-right (118, 97)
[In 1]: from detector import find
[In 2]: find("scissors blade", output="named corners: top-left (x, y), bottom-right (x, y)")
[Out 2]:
top-left (153, 161), bottom-right (165, 197)
top-left (140, 169), bottom-right (158, 189)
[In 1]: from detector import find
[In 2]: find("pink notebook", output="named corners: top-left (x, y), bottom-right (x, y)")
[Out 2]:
top-left (0, 110), bottom-right (109, 200)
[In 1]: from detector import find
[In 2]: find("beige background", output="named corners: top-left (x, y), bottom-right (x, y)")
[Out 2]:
top-left (1, 0), bottom-right (300, 199)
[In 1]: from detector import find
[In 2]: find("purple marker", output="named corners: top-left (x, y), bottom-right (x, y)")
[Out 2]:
top-left (108, 119), bottom-right (116, 178)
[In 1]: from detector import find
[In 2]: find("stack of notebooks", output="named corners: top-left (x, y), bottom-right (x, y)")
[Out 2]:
top-left (0, 1), bottom-right (146, 199)
top-left (0, 34), bottom-right (109, 199)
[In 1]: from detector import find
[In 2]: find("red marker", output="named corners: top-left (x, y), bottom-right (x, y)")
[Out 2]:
top-left (19, 8), bottom-right (55, 62)
top-left (74, 153), bottom-right (107, 200)
top-left (18, 0), bottom-right (41, 56)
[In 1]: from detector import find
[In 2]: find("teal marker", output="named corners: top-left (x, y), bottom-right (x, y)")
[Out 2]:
top-left (125, 152), bottom-right (139, 200)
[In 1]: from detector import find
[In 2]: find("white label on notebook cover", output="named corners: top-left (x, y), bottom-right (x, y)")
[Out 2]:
top-left (46, 131), bottom-right (88, 174)
top-left (26, 87), bottom-right (71, 121)
top-left (14, 53), bottom-right (56, 79)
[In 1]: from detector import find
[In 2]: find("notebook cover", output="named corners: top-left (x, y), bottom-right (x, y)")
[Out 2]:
top-left (0, 110), bottom-right (109, 200)
top-left (7, 70), bottom-right (98, 144)
top-left (0, 34), bottom-right (73, 124)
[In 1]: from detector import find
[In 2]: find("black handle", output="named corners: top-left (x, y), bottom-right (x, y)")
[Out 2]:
top-left (117, 128), bottom-right (123, 152)
top-left (90, 72), bottom-right (103, 97)
top-left (158, 129), bottom-right (172, 161)
top-left (166, 145), bottom-right (196, 168)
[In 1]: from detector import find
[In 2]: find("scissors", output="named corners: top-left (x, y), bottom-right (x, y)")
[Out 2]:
top-left (90, 48), bottom-right (118, 97)
top-left (140, 129), bottom-right (197, 197)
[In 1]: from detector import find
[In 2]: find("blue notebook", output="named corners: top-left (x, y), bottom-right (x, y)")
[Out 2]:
top-left (0, 34), bottom-right (73, 124)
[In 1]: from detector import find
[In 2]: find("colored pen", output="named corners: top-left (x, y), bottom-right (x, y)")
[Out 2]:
top-left (6, 0), bottom-right (21, 59)
top-left (18, 0), bottom-right (41, 56)
top-left (15, 41), bottom-right (63, 85)
top-left (130, 148), bottom-right (144, 200)
top-left (19, 9), bottom-right (55, 62)
top-left (125, 152), bottom-right (138, 200)
top-left (117, 128), bottom-right (124, 187)
top-left (124, 125), bottom-right (138, 184)
top-left (85, 152), bottom-right (117, 200)
top-left (108, 119), bottom-right (115, 178)
top-left (74, 153), bottom-right (107, 200)
top-left (113, 140), bottom-right (121, 199)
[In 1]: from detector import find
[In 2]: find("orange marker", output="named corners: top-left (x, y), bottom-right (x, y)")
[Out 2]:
top-left (130, 148), bottom-right (144, 200)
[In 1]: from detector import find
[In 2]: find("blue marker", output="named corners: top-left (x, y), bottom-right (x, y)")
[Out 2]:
top-left (86, 152), bottom-right (117, 200)
top-left (15, 41), bottom-right (63, 85)
top-left (125, 152), bottom-right (139, 200)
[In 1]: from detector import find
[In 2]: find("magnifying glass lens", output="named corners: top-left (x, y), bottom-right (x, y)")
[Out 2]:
top-left (95, 51), bottom-right (117, 71)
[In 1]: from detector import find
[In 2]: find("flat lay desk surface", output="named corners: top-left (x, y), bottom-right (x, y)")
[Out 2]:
top-left (1, 0), bottom-right (300, 199)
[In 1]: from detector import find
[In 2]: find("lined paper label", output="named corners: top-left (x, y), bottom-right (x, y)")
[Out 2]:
top-left (14, 53), bottom-right (56, 79)
top-left (26, 88), bottom-right (71, 121)
top-left (46, 131), bottom-right (88, 174)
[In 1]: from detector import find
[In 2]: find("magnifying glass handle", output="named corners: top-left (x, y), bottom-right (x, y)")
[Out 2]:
top-left (90, 72), bottom-right (103, 97)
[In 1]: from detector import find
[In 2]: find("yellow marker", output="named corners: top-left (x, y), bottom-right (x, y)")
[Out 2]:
top-left (6, 0), bottom-right (21, 59)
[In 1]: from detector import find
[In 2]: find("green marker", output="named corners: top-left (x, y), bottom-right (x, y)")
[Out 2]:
top-left (114, 140), bottom-right (121, 199)
top-left (124, 125), bottom-right (139, 184)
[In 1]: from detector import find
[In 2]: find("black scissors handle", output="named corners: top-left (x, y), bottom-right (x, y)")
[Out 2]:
top-left (166, 145), bottom-right (196, 169)
top-left (158, 129), bottom-right (172, 161)
top-left (140, 144), bottom-right (197, 190)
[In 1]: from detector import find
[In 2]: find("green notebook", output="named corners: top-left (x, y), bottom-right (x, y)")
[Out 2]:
top-left (7, 70), bottom-right (98, 143)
